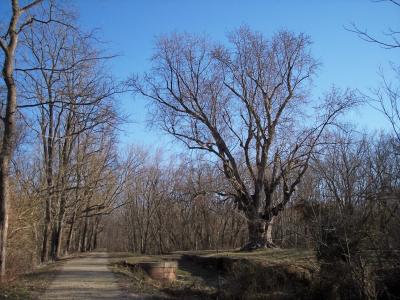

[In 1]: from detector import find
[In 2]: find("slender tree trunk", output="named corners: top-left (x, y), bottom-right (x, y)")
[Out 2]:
top-left (32, 223), bottom-right (39, 266)
top-left (81, 213), bottom-right (89, 252)
top-left (50, 228), bottom-right (58, 259)
top-left (76, 222), bottom-right (82, 252)
top-left (81, 220), bottom-right (87, 252)
top-left (0, 160), bottom-right (10, 278)
top-left (41, 198), bottom-right (52, 262)
top-left (90, 218), bottom-right (100, 251)
top-left (41, 102), bottom-right (55, 262)
top-left (55, 112), bottom-right (73, 258)
top-left (92, 221), bottom-right (99, 251)
top-left (55, 192), bottom-right (67, 258)
top-left (55, 225), bottom-right (63, 258)
top-left (92, 230), bottom-right (97, 250)
top-left (66, 211), bottom-right (76, 253)
top-left (0, 22), bottom-right (19, 276)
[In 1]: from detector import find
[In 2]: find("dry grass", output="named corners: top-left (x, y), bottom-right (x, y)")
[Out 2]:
top-left (195, 248), bottom-right (316, 267)
top-left (0, 283), bottom-right (31, 300)
top-left (111, 252), bottom-right (223, 299)
top-left (0, 249), bottom-right (317, 299)
top-left (111, 249), bottom-right (318, 299)
top-left (0, 259), bottom-right (64, 300)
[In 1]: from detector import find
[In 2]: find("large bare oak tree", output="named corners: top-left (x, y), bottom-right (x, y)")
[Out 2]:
top-left (131, 27), bottom-right (355, 250)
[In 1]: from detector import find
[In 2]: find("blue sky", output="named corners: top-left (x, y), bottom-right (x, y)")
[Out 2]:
top-left (72, 0), bottom-right (399, 150)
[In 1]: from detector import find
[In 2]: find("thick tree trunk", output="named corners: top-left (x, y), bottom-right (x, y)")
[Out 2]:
top-left (241, 217), bottom-right (276, 251)
top-left (266, 216), bottom-right (275, 245)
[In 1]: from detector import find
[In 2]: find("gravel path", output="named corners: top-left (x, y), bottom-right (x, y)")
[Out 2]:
top-left (40, 252), bottom-right (137, 299)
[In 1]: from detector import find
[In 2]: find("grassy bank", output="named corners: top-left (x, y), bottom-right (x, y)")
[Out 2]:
top-left (112, 248), bottom-right (317, 299)
top-left (0, 256), bottom-right (69, 300)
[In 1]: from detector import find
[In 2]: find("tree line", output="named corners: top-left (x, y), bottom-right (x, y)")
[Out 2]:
top-left (1, 1), bottom-right (124, 276)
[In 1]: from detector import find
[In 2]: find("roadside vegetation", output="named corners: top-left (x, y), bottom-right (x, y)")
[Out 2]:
top-left (0, 258), bottom-right (62, 299)
top-left (110, 249), bottom-right (316, 299)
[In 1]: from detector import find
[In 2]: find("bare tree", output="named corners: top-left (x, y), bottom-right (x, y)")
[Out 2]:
top-left (349, 0), bottom-right (400, 148)
top-left (0, 0), bottom-right (124, 274)
top-left (16, 6), bottom-right (121, 260)
top-left (0, 0), bottom-right (44, 278)
top-left (302, 132), bottom-right (400, 299)
top-left (105, 148), bottom-right (247, 254)
top-left (347, 0), bottom-right (399, 50)
top-left (131, 27), bottom-right (355, 250)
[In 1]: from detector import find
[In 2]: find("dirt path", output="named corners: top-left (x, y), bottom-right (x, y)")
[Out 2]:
top-left (39, 252), bottom-right (138, 299)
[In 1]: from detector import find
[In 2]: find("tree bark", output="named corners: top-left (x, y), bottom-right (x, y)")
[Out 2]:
top-left (92, 219), bottom-right (99, 251)
top-left (40, 208), bottom-right (51, 262)
top-left (81, 213), bottom-right (89, 252)
top-left (54, 186), bottom-right (68, 258)
top-left (66, 211), bottom-right (76, 253)
top-left (54, 111), bottom-right (73, 258)
top-left (241, 217), bottom-right (276, 251)
top-left (54, 217), bottom-right (64, 258)
top-left (266, 216), bottom-right (275, 245)
top-left (0, 160), bottom-right (10, 278)
top-left (0, 5), bottom-right (20, 275)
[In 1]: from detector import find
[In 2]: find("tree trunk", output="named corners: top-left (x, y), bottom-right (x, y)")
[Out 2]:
top-left (90, 218), bottom-right (100, 251)
top-left (81, 218), bottom-right (88, 252)
top-left (266, 216), bottom-right (275, 245)
top-left (241, 217), bottom-right (276, 251)
top-left (66, 211), bottom-right (76, 253)
top-left (55, 193), bottom-right (67, 258)
top-left (0, 31), bottom-right (19, 277)
top-left (0, 159), bottom-right (10, 278)
top-left (50, 228), bottom-right (58, 259)
top-left (32, 223), bottom-right (39, 266)
top-left (40, 101), bottom-right (55, 262)
top-left (92, 222), bottom-right (99, 251)
top-left (53, 224), bottom-right (64, 259)
top-left (41, 203), bottom-right (52, 262)
top-left (55, 113), bottom-right (73, 258)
